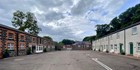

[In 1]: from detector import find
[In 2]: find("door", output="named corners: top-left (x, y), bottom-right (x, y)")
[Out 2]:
top-left (130, 42), bottom-right (133, 55)
top-left (32, 46), bottom-right (36, 53)
top-left (120, 44), bottom-right (123, 54)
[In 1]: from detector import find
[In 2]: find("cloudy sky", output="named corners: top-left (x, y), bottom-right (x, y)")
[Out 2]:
top-left (0, 0), bottom-right (140, 41)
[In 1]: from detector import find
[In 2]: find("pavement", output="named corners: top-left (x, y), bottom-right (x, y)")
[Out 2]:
top-left (0, 50), bottom-right (140, 70)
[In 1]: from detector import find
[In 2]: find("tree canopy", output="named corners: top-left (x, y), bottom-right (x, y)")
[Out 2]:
top-left (61, 39), bottom-right (75, 45)
top-left (12, 10), bottom-right (41, 35)
top-left (43, 36), bottom-right (53, 41)
top-left (95, 3), bottom-right (140, 39)
top-left (83, 35), bottom-right (96, 42)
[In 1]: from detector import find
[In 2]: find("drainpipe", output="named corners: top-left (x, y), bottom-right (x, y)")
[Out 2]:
top-left (108, 36), bottom-right (110, 52)
top-left (124, 29), bottom-right (126, 54)
top-left (16, 32), bottom-right (19, 56)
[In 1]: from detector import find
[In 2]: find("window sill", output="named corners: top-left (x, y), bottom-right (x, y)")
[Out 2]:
top-left (132, 33), bottom-right (137, 35)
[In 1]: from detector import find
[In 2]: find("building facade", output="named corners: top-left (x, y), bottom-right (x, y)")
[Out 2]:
top-left (72, 41), bottom-right (92, 50)
top-left (0, 24), bottom-right (54, 59)
top-left (92, 22), bottom-right (140, 57)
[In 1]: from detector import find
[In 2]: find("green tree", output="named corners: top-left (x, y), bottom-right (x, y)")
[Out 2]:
top-left (110, 17), bottom-right (121, 32)
top-left (95, 3), bottom-right (140, 39)
top-left (12, 10), bottom-right (41, 35)
top-left (83, 35), bottom-right (96, 42)
top-left (12, 10), bottom-right (26, 31)
top-left (54, 41), bottom-right (63, 50)
top-left (61, 39), bottom-right (75, 45)
top-left (43, 36), bottom-right (53, 41)
top-left (96, 24), bottom-right (111, 38)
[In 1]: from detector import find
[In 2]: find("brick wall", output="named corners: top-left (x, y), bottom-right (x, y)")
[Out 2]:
top-left (18, 33), bottom-right (26, 56)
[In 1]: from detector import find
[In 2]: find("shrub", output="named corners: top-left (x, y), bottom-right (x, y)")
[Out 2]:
top-left (121, 52), bottom-right (125, 55)
top-left (98, 49), bottom-right (100, 52)
top-left (3, 49), bottom-right (9, 58)
top-left (43, 48), bottom-right (47, 52)
top-left (106, 50), bottom-right (109, 53)
top-left (26, 47), bottom-right (31, 55)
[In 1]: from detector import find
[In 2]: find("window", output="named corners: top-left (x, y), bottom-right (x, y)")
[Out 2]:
top-left (8, 43), bottom-right (14, 50)
top-left (21, 35), bottom-right (24, 40)
top-left (78, 45), bottom-right (80, 47)
top-left (132, 27), bottom-right (137, 35)
top-left (137, 43), bottom-right (140, 51)
top-left (32, 38), bottom-right (35, 43)
top-left (8, 33), bottom-right (14, 39)
top-left (116, 33), bottom-right (120, 39)
top-left (20, 44), bottom-right (24, 49)
top-left (104, 45), bottom-right (105, 49)
top-left (114, 44), bottom-right (117, 50)
top-left (39, 46), bottom-right (41, 50)
top-left (111, 45), bottom-right (113, 49)
top-left (40, 38), bottom-right (42, 44)
top-left (0, 29), bottom-right (2, 36)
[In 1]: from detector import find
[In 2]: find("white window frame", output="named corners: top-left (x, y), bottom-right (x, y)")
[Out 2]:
top-left (137, 43), bottom-right (140, 51)
top-left (8, 43), bottom-right (14, 50)
top-left (114, 44), bottom-right (117, 50)
top-left (8, 33), bottom-right (14, 39)
top-left (111, 45), bottom-right (113, 49)
top-left (132, 27), bottom-right (137, 35)
top-left (20, 44), bottom-right (24, 49)
top-left (116, 33), bottom-right (120, 39)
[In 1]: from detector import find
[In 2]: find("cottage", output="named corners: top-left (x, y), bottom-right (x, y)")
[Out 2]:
top-left (0, 25), bottom-right (17, 57)
top-left (36, 37), bottom-right (44, 53)
top-left (92, 21), bottom-right (140, 57)
top-left (125, 24), bottom-right (140, 57)
top-left (18, 32), bottom-right (26, 56)
top-left (0, 23), bottom-right (54, 58)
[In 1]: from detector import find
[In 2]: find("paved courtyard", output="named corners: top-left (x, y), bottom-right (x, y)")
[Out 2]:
top-left (0, 51), bottom-right (140, 70)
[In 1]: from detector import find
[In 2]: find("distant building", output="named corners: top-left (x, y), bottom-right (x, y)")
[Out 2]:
top-left (72, 41), bottom-right (92, 50)
top-left (43, 37), bottom-right (55, 52)
top-left (63, 45), bottom-right (72, 50)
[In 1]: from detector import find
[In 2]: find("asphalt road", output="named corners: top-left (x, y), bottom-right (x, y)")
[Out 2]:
top-left (0, 50), bottom-right (140, 70)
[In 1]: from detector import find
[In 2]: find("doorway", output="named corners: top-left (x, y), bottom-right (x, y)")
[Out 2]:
top-left (120, 43), bottom-right (123, 54)
top-left (32, 46), bottom-right (36, 53)
top-left (129, 42), bottom-right (133, 55)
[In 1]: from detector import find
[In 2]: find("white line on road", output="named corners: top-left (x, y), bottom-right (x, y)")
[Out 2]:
top-left (92, 58), bottom-right (113, 70)
top-left (14, 58), bottom-right (24, 61)
top-left (86, 54), bottom-right (90, 56)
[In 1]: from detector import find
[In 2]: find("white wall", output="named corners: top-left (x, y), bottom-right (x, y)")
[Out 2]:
top-left (108, 31), bottom-right (125, 54)
top-left (125, 25), bottom-right (140, 57)
top-left (93, 23), bottom-right (140, 57)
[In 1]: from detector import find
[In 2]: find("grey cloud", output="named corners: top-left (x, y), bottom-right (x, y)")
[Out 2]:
top-left (37, 0), bottom-right (73, 8)
top-left (45, 11), bottom-right (65, 21)
top-left (0, 0), bottom-right (127, 41)
top-left (71, 0), bottom-right (98, 15)
top-left (39, 25), bottom-right (80, 41)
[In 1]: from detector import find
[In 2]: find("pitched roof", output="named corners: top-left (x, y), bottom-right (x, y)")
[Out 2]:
top-left (0, 23), bottom-right (40, 37)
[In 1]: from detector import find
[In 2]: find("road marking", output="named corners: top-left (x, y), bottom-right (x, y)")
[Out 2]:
top-left (92, 58), bottom-right (113, 70)
top-left (86, 54), bottom-right (90, 56)
top-left (14, 58), bottom-right (24, 61)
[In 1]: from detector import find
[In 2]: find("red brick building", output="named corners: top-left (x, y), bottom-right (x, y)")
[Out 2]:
top-left (0, 23), bottom-right (55, 59)
top-left (5, 29), bottom-right (17, 56)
